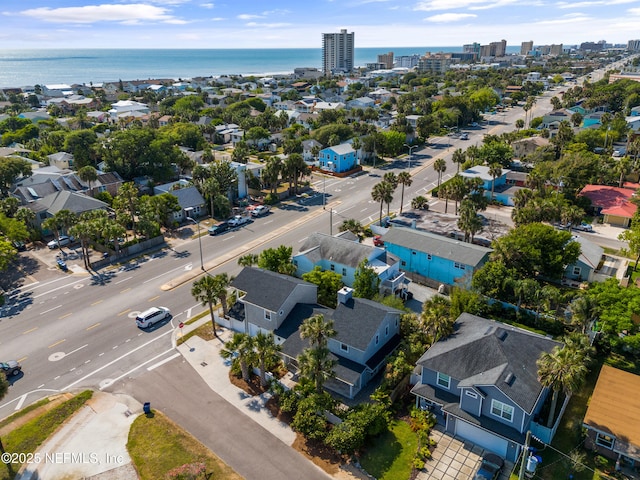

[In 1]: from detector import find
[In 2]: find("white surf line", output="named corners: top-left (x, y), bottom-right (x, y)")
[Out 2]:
top-left (100, 347), bottom-right (176, 389)
top-left (62, 329), bottom-right (173, 390)
top-left (147, 352), bottom-right (181, 371)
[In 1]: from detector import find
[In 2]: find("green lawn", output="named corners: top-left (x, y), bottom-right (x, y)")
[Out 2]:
top-left (360, 419), bottom-right (418, 480)
top-left (127, 410), bottom-right (242, 480)
top-left (0, 391), bottom-right (93, 480)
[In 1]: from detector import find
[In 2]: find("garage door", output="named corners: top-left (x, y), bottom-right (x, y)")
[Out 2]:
top-left (455, 421), bottom-right (508, 457)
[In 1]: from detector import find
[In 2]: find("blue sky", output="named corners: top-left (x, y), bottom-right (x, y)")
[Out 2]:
top-left (2, 0), bottom-right (640, 49)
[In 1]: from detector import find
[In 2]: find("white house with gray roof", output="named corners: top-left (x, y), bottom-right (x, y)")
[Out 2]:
top-left (412, 313), bottom-right (563, 462)
top-left (382, 226), bottom-right (492, 289)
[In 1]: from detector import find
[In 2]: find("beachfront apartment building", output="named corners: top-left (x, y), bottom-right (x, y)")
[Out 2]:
top-left (322, 29), bottom-right (354, 76)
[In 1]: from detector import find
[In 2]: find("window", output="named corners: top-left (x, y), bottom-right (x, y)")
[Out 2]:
top-left (437, 372), bottom-right (450, 389)
top-left (491, 400), bottom-right (514, 422)
top-left (412, 251), bottom-right (416, 255)
top-left (330, 264), bottom-right (335, 271)
top-left (401, 261), bottom-right (407, 267)
top-left (454, 262), bottom-right (466, 270)
top-left (465, 390), bottom-right (478, 399)
top-left (342, 268), bottom-right (347, 276)
top-left (595, 433), bottom-right (614, 449)
top-left (573, 266), bottom-right (581, 276)
top-left (427, 254), bottom-right (432, 260)
top-left (340, 343), bottom-right (348, 352)
top-left (385, 325), bottom-right (389, 336)
top-left (375, 334), bottom-right (379, 345)
top-left (264, 311), bottom-right (271, 321)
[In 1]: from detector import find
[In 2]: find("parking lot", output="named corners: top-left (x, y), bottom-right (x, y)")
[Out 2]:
top-left (417, 425), bottom-right (513, 480)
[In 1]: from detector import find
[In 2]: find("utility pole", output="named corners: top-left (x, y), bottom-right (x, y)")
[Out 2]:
top-left (518, 430), bottom-right (531, 480)
top-left (329, 209), bottom-right (333, 236)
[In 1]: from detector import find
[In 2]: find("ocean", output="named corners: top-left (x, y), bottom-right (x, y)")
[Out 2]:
top-left (0, 46), bottom-right (521, 89)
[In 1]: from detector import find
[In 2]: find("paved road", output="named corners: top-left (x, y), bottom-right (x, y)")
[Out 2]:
top-left (110, 356), bottom-right (332, 480)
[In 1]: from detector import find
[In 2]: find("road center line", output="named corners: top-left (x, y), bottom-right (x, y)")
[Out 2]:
top-left (22, 327), bottom-right (38, 335)
top-left (48, 339), bottom-right (66, 349)
top-left (86, 323), bottom-right (101, 331)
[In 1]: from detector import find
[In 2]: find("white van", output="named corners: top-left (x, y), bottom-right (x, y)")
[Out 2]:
top-left (136, 307), bottom-right (171, 328)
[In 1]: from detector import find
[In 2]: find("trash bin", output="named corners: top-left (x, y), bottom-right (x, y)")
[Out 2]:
top-left (143, 402), bottom-right (151, 415)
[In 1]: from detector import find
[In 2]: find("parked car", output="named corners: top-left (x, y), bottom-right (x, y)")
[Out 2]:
top-left (1, 360), bottom-right (22, 377)
top-left (47, 235), bottom-right (72, 249)
top-left (471, 122), bottom-right (479, 127)
top-left (250, 205), bottom-right (271, 217)
top-left (228, 215), bottom-right (251, 227)
top-left (474, 452), bottom-right (504, 480)
top-left (460, 133), bottom-right (469, 140)
top-left (136, 307), bottom-right (171, 328)
top-left (373, 235), bottom-right (384, 247)
top-left (574, 222), bottom-right (594, 232)
top-left (208, 221), bottom-right (230, 236)
top-left (12, 240), bottom-right (26, 252)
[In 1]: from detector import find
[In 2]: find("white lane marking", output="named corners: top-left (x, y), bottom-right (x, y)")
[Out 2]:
top-left (147, 352), bottom-right (181, 371)
top-left (63, 329), bottom-right (173, 390)
top-left (142, 263), bottom-right (193, 284)
top-left (100, 347), bottom-right (176, 389)
top-left (40, 305), bottom-right (62, 315)
top-left (115, 276), bottom-right (132, 285)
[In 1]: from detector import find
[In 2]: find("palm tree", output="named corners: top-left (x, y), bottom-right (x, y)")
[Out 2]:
top-left (299, 314), bottom-right (337, 393)
top-left (397, 171), bottom-right (413, 214)
top-left (339, 219), bottom-right (364, 238)
top-left (537, 346), bottom-right (588, 427)
top-left (420, 296), bottom-right (453, 343)
top-left (383, 172), bottom-right (398, 190)
top-left (254, 332), bottom-right (281, 387)
top-left (452, 148), bottom-right (466, 173)
top-left (371, 181), bottom-right (393, 225)
top-left (488, 163), bottom-right (502, 200)
top-left (77, 165), bottom-right (98, 192)
top-left (221, 332), bottom-right (255, 382)
top-left (433, 158), bottom-right (447, 188)
top-left (191, 275), bottom-right (228, 340)
top-left (561, 205), bottom-right (585, 233)
top-left (457, 199), bottom-right (483, 243)
top-left (237, 254), bottom-right (259, 267)
top-left (439, 182), bottom-right (451, 214)
top-left (568, 295), bottom-right (598, 334)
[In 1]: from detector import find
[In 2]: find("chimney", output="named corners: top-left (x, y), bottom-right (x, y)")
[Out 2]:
top-left (337, 286), bottom-right (354, 305)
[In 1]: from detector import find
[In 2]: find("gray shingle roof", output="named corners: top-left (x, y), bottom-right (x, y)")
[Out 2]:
top-left (383, 227), bottom-right (492, 267)
top-left (38, 190), bottom-right (108, 215)
top-left (417, 313), bottom-right (561, 413)
top-left (297, 232), bottom-right (380, 269)
top-left (168, 186), bottom-right (205, 209)
top-left (231, 267), bottom-right (315, 312)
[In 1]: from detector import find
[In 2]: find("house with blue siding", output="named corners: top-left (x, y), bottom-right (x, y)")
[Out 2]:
top-left (460, 165), bottom-right (519, 206)
top-left (318, 143), bottom-right (358, 173)
top-left (382, 227), bottom-right (492, 288)
top-left (228, 268), bottom-right (402, 399)
top-left (293, 232), bottom-right (405, 295)
top-left (564, 235), bottom-right (604, 283)
top-left (412, 313), bottom-right (563, 462)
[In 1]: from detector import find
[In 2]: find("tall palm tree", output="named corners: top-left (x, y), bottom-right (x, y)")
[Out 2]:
top-left (191, 275), bottom-right (226, 340)
top-left (420, 296), bottom-right (453, 343)
top-left (371, 181), bottom-right (393, 225)
top-left (397, 171), bottom-right (413, 214)
top-left (254, 332), bottom-right (281, 387)
top-left (299, 314), bottom-right (337, 393)
top-left (457, 199), bottom-right (483, 243)
top-left (237, 254), bottom-right (259, 267)
top-left (537, 346), bottom-right (588, 427)
top-left (561, 205), bottom-right (585, 233)
top-left (433, 158), bottom-right (447, 188)
top-left (568, 295), bottom-right (598, 334)
top-left (452, 148), bottom-right (466, 173)
top-left (221, 332), bottom-right (255, 382)
top-left (488, 163), bottom-right (502, 200)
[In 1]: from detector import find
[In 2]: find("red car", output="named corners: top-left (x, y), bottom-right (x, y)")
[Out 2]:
top-left (373, 235), bottom-right (384, 247)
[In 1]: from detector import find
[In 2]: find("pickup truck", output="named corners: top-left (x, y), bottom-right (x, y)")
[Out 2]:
top-left (228, 215), bottom-right (251, 227)
top-left (250, 205), bottom-right (271, 217)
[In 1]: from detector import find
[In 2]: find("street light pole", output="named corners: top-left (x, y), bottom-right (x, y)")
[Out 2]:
top-left (323, 175), bottom-right (326, 210)
top-left (185, 209), bottom-right (204, 271)
top-left (404, 143), bottom-right (418, 169)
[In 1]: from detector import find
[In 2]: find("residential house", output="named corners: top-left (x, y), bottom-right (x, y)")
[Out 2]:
top-left (460, 165), bottom-right (521, 206)
top-left (541, 108), bottom-right (574, 128)
top-left (89, 171), bottom-right (124, 198)
top-left (579, 184), bottom-right (638, 227)
top-left (154, 180), bottom-right (206, 221)
top-left (293, 232), bottom-right (405, 295)
top-left (564, 235), bottom-right (604, 284)
top-left (47, 152), bottom-right (74, 170)
top-left (412, 313), bottom-right (563, 462)
top-left (511, 137), bottom-right (550, 159)
top-left (29, 190), bottom-right (109, 230)
top-left (630, 106), bottom-right (640, 116)
top-left (347, 97), bottom-right (376, 110)
top-left (108, 100), bottom-right (149, 122)
top-left (382, 226), bottom-right (492, 289)
top-left (227, 267), bottom-right (402, 399)
top-left (583, 365), bottom-right (640, 468)
top-left (301, 139), bottom-right (323, 164)
top-left (318, 143), bottom-right (358, 174)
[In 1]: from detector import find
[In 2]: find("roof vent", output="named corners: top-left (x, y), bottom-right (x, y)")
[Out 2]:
top-left (505, 372), bottom-right (515, 385)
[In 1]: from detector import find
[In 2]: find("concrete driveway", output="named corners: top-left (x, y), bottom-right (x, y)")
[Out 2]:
top-left (417, 425), bottom-right (513, 480)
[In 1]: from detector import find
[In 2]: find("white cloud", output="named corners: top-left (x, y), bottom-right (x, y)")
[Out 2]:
top-left (557, 0), bottom-right (637, 7)
top-left (20, 4), bottom-right (179, 24)
top-left (534, 13), bottom-right (592, 25)
top-left (425, 12), bottom-right (477, 22)
top-left (201, 3), bottom-right (215, 8)
top-left (244, 22), bottom-right (291, 28)
top-left (237, 14), bottom-right (262, 20)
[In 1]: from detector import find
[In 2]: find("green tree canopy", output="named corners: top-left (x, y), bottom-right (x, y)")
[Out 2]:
top-left (302, 266), bottom-right (344, 308)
